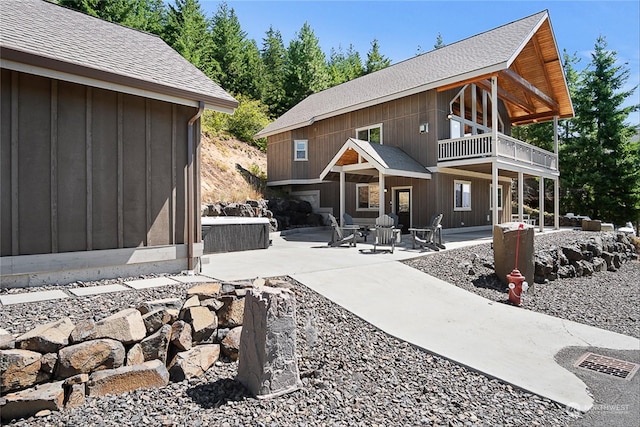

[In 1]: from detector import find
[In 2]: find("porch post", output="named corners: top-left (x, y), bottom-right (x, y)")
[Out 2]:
top-left (553, 115), bottom-right (560, 230)
top-left (339, 170), bottom-right (346, 226)
top-left (378, 173), bottom-right (385, 217)
top-left (518, 171), bottom-right (524, 221)
top-left (492, 162), bottom-right (499, 227)
top-left (539, 177), bottom-right (545, 232)
top-left (554, 178), bottom-right (560, 230)
top-left (491, 76), bottom-right (498, 156)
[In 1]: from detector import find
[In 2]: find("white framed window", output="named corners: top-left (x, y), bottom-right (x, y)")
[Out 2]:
top-left (356, 183), bottom-right (380, 210)
top-left (356, 123), bottom-right (383, 144)
top-left (490, 184), bottom-right (503, 210)
top-left (454, 180), bottom-right (471, 211)
top-left (294, 139), bottom-right (308, 161)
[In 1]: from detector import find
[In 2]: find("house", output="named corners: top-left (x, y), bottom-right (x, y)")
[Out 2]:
top-left (256, 11), bottom-right (573, 233)
top-left (1, 0), bottom-right (238, 287)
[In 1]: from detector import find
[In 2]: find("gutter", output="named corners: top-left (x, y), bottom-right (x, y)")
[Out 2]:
top-left (187, 101), bottom-right (205, 271)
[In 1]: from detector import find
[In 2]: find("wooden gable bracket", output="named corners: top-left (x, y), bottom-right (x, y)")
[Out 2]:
top-left (474, 79), bottom-right (536, 114)
top-left (499, 69), bottom-right (559, 112)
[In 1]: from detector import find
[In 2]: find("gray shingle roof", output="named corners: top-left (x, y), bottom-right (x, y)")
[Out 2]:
top-left (321, 138), bottom-right (431, 181)
top-left (0, 0), bottom-right (237, 110)
top-left (257, 11), bottom-right (547, 137)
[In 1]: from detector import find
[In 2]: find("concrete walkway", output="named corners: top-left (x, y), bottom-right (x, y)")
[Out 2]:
top-left (202, 228), bottom-right (640, 411)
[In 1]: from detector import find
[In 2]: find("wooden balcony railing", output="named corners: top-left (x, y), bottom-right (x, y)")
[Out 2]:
top-left (438, 133), bottom-right (558, 171)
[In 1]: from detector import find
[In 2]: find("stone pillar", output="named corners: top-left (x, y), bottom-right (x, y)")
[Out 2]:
top-left (493, 223), bottom-right (535, 285)
top-left (236, 287), bottom-right (301, 399)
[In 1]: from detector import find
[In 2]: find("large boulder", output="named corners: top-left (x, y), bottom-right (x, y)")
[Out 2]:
top-left (182, 306), bottom-right (217, 343)
top-left (139, 324), bottom-right (171, 364)
top-left (94, 309), bottom-right (146, 344)
top-left (493, 223), bottom-right (535, 285)
top-left (86, 360), bottom-right (169, 397)
top-left (16, 317), bottom-right (75, 353)
top-left (168, 344), bottom-right (220, 382)
top-left (56, 339), bottom-right (125, 379)
top-left (217, 296), bottom-right (245, 329)
top-left (0, 349), bottom-right (43, 393)
top-left (237, 287), bottom-right (301, 399)
top-left (1, 380), bottom-right (65, 422)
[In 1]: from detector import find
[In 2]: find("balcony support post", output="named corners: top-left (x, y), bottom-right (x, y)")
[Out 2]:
top-left (379, 173), bottom-right (386, 218)
top-left (518, 171), bottom-right (524, 222)
top-left (491, 76), bottom-right (498, 157)
top-left (539, 176), bottom-right (545, 232)
top-left (492, 162), bottom-right (499, 227)
top-left (554, 177), bottom-right (560, 230)
top-left (339, 170), bottom-right (346, 226)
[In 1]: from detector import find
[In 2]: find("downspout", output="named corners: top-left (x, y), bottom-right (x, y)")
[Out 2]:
top-left (187, 101), bottom-right (205, 271)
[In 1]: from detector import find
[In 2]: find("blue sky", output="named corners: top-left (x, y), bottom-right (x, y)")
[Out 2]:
top-left (199, 0), bottom-right (640, 125)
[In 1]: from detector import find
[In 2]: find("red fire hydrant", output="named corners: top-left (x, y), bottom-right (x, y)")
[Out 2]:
top-left (507, 269), bottom-right (529, 306)
top-left (507, 223), bottom-right (529, 306)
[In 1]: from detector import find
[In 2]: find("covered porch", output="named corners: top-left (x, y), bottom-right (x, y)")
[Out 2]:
top-left (319, 138), bottom-right (432, 226)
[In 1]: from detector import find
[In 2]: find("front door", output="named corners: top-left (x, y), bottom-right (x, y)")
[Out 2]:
top-left (394, 188), bottom-right (411, 233)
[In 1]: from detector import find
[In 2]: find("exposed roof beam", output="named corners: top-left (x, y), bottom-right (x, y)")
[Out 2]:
top-left (499, 69), bottom-right (558, 112)
top-left (475, 79), bottom-right (536, 114)
top-left (436, 72), bottom-right (497, 92)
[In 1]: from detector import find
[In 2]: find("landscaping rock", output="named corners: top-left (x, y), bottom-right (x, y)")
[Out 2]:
top-left (86, 360), bottom-right (169, 397)
top-left (170, 321), bottom-right (192, 351)
top-left (142, 308), bottom-right (173, 335)
top-left (94, 308), bottom-right (146, 344)
top-left (140, 324), bottom-right (171, 364)
top-left (126, 343), bottom-right (145, 366)
top-left (186, 282), bottom-right (222, 299)
top-left (0, 380), bottom-right (65, 422)
top-left (0, 328), bottom-right (15, 350)
top-left (183, 306), bottom-right (217, 343)
top-left (493, 223), bottom-right (535, 285)
top-left (180, 295), bottom-right (200, 312)
top-left (237, 287), bottom-right (301, 399)
top-left (16, 317), bottom-right (75, 353)
top-left (64, 383), bottom-right (86, 409)
top-left (217, 296), bottom-right (245, 328)
top-left (137, 298), bottom-right (183, 315)
top-left (200, 298), bottom-right (224, 311)
top-left (168, 344), bottom-right (220, 381)
top-left (40, 352), bottom-right (58, 374)
top-left (56, 339), bottom-right (125, 379)
top-left (221, 326), bottom-right (242, 361)
top-left (0, 349), bottom-right (43, 393)
top-left (63, 373), bottom-right (89, 386)
top-left (69, 319), bottom-right (98, 344)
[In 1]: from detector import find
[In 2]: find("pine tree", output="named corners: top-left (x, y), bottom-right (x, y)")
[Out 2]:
top-left (164, 0), bottom-right (215, 77)
top-left (364, 39), bottom-right (391, 74)
top-left (561, 36), bottom-right (640, 225)
top-left (434, 33), bottom-right (445, 49)
top-left (327, 44), bottom-right (364, 87)
top-left (284, 22), bottom-right (329, 110)
top-left (58, 0), bottom-right (165, 34)
top-left (261, 26), bottom-right (288, 118)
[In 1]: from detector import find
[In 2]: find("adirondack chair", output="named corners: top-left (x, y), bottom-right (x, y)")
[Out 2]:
top-left (372, 214), bottom-right (396, 253)
top-left (343, 213), bottom-right (369, 242)
top-left (328, 214), bottom-right (357, 247)
top-left (410, 213), bottom-right (445, 251)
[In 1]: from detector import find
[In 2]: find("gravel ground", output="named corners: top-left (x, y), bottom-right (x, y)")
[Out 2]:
top-left (405, 230), bottom-right (640, 339)
top-left (2, 277), bottom-right (577, 426)
top-left (1, 230), bottom-right (637, 426)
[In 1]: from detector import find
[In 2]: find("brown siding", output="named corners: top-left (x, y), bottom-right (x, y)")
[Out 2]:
top-left (1, 70), bottom-right (12, 255)
top-left (1, 70), bottom-right (197, 257)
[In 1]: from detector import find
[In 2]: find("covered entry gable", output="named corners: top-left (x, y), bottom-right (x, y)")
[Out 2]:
top-left (320, 138), bottom-right (432, 182)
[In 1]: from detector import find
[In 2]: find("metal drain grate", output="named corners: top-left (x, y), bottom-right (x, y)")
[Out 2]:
top-left (574, 352), bottom-right (639, 380)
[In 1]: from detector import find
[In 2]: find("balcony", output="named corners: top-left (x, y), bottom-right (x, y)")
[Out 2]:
top-left (438, 133), bottom-right (557, 172)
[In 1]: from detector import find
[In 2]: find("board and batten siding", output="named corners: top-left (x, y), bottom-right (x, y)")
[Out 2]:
top-left (1, 69), bottom-right (198, 257)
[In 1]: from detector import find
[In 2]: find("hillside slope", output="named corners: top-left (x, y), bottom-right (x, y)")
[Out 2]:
top-left (199, 134), bottom-right (267, 204)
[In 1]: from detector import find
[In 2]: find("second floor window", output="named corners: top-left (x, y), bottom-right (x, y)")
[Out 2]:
top-left (294, 139), bottom-right (308, 161)
top-left (356, 123), bottom-right (382, 144)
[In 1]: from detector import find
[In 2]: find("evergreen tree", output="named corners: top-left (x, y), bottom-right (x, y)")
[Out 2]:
top-left (284, 22), bottom-right (329, 110)
top-left (434, 32), bottom-right (445, 49)
top-left (561, 36), bottom-right (640, 225)
top-left (209, 2), bottom-right (259, 97)
top-left (364, 38), bottom-right (391, 74)
top-left (164, 0), bottom-right (215, 77)
top-left (58, 0), bottom-right (165, 34)
top-left (327, 44), bottom-right (363, 86)
top-left (261, 26), bottom-right (288, 118)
